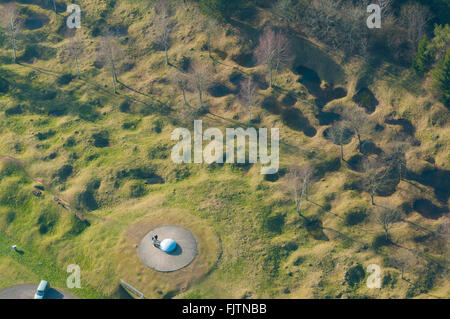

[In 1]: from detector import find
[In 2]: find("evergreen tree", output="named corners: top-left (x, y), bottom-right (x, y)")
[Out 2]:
top-left (412, 36), bottom-right (433, 76)
top-left (199, 0), bottom-right (237, 21)
top-left (433, 49), bottom-right (450, 108)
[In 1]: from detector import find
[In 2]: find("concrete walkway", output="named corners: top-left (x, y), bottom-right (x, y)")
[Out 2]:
top-left (0, 284), bottom-right (78, 299)
top-left (139, 225), bottom-right (197, 272)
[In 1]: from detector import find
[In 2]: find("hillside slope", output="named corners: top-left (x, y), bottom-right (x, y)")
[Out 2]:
top-left (0, 0), bottom-right (448, 299)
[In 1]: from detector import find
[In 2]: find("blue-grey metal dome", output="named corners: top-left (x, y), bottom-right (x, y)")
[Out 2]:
top-left (160, 238), bottom-right (177, 253)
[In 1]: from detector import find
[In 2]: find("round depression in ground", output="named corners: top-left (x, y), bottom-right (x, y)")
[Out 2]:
top-left (0, 284), bottom-right (77, 299)
top-left (139, 225), bottom-right (197, 272)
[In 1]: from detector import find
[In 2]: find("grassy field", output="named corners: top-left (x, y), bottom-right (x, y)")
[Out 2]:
top-left (0, 0), bottom-right (448, 299)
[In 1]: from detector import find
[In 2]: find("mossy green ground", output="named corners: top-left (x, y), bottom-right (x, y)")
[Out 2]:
top-left (0, 1), bottom-right (448, 298)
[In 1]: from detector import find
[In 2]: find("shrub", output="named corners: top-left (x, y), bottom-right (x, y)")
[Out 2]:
top-left (122, 120), bottom-right (139, 130)
top-left (75, 178), bottom-right (100, 211)
top-left (37, 210), bottom-right (59, 235)
top-left (5, 211), bottom-right (16, 224)
top-left (76, 189), bottom-right (98, 211)
top-left (64, 136), bottom-right (77, 148)
top-left (91, 131), bottom-right (110, 147)
top-left (5, 105), bottom-right (24, 116)
top-left (128, 182), bottom-right (147, 198)
top-left (78, 104), bottom-right (100, 122)
top-left (153, 119), bottom-right (163, 133)
top-left (171, 166), bottom-right (190, 182)
top-left (67, 215), bottom-right (89, 236)
top-left (119, 101), bottom-right (131, 113)
top-left (54, 165), bottom-right (73, 182)
top-left (262, 213), bottom-right (285, 234)
top-left (372, 233), bottom-right (391, 250)
top-left (293, 256), bottom-right (305, 266)
top-left (430, 108), bottom-right (449, 126)
top-left (345, 264), bottom-right (365, 287)
top-left (57, 73), bottom-right (75, 85)
top-left (314, 156), bottom-right (341, 179)
top-left (344, 209), bottom-right (367, 226)
top-left (0, 77), bottom-right (9, 93)
top-left (36, 130), bottom-right (56, 141)
top-left (406, 263), bottom-right (442, 298)
top-left (148, 144), bottom-right (168, 160)
top-left (382, 271), bottom-right (397, 289)
top-left (117, 166), bottom-right (158, 180)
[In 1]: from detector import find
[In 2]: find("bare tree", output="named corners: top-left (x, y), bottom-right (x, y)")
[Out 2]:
top-left (204, 18), bottom-right (220, 58)
top-left (239, 77), bottom-right (257, 127)
top-left (255, 28), bottom-right (292, 88)
top-left (362, 157), bottom-right (389, 205)
top-left (65, 32), bottom-right (83, 78)
top-left (377, 0), bottom-right (393, 17)
top-left (332, 1), bottom-right (367, 55)
top-left (376, 207), bottom-right (401, 240)
top-left (98, 34), bottom-right (122, 94)
top-left (343, 107), bottom-right (370, 148)
top-left (287, 164), bottom-right (314, 220)
top-left (392, 248), bottom-right (420, 280)
top-left (155, 0), bottom-right (168, 15)
top-left (272, 0), bottom-right (302, 31)
top-left (384, 142), bottom-right (408, 181)
top-left (327, 122), bottom-right (348, 161)
top-left (50, 0), bottom-right (57, 13)
top-left (175, 103), bottom-right (201, 126)
top-left (399, 3), bottom-right (431, 53)
top-left (1, 3), bottom-right (22, 64)
top-left (153, 0), bottom-right (172, 65)
top-left (170, 70), bottom-right (190, 106)
top-left (436, 222), bottom-right (450, 255)
top-left (188, 60), bottom-right (212, 108)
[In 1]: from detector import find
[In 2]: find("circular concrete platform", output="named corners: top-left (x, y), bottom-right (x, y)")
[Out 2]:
top-left (139, 225), bottom-right (197, 272)
top-left (0, 284), bottom-right (77, 299)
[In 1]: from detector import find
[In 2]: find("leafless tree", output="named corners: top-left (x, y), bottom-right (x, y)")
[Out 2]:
top-left (392, 248), bottom-right (420, 280)
top-left (384, 142), bottom-right (408, 181)
top-left (50, 0), bottom-right (57, 13)
top-left (155, 0), bottom-right (169, 15)
top-left (362, 157), bottom-right (389, 205)
top-left (204, 18), bottom-right (220, 58)
top-left (1, 3), bottom-right (22, 64)
top-left (188, 60), bottom-right (212, 108)
top-left (170, 70), bottom-right (190, 106)
top-left (175, 103), bottom-right (201, 126)
top-left (239, 77), bottom-right (257, 127)
top-left (327, 122), bottom-right (348, 161)
top-left (341, 2), bottom-right (368, 55)
top-left (436, 222), bottom-right (450, 255)
top-left (305, 0), bottom-right (341, 49)
top-left (376, 207), bottom-right (401, 240)
top-left (255, 28), bottom-right (292, 88)
top-left (65, 32), bottom-right (83, 78)
top-left (272, 0), bottom-right (302, 30)
top-left (153, 1), bottom-right (172, 66)
top-left (287, 164), bottom-right (314, 220)
top-left (98, 34), bottom-right (122, 94)
top-left (377, 0), bottom-right (393, 17)
top-left (399, 3), bottom-right (431, 53)
top-left (343, 107), bottom-right (370, 148)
